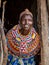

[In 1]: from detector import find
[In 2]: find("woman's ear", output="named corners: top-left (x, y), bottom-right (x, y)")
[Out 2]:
top-left (18, 20), bottom-right (20, 24)
top-left (18, 20), bottom-right (22, 29)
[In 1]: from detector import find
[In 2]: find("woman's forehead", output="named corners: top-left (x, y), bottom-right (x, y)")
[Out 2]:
top-left (20, 14), bottom-right (33, 20)
top-left (23, 15), bottom-right (32, 19)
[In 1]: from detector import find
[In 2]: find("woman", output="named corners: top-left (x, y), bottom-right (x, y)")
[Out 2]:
top-left (6, 9), bottom-right (40, 65)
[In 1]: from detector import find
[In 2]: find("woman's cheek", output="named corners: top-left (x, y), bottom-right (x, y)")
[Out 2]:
top-left (28, 21), bottom-right (32, 24)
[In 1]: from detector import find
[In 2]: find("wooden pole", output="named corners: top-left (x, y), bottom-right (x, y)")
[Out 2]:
top-left (37, 0), bottom-right (49, 65)
top-left (0, 1), bottom-right (8, 65)
top-left (0, 0), bottom-right (1, 7)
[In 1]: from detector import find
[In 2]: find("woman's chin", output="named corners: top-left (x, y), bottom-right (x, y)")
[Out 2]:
top-left (24, 27), bottom-right (30, 31)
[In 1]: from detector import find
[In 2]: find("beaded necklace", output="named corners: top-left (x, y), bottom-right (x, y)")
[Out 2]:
top-left (7, 25), bottom-right (40, 58)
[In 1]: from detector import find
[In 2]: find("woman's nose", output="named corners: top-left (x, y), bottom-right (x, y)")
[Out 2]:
top-left (25, 20), bottom-right (28, 24)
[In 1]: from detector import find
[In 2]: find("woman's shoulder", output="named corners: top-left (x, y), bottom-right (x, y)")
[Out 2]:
top-left (6, 25), bottom-right (18, 37)
top-left (31, 27), bottom-right (40, 40)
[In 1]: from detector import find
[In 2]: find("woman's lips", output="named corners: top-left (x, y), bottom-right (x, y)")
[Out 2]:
top-left (25, 25), bottom-right (29, 28)
top-left (24, 25), bottom-right (29, 30)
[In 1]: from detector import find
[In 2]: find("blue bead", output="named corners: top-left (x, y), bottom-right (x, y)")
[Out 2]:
top-left (12, 59), bottom-right (18, 65)
top-left (8, 54), bottom-right (13, 62)
top-left (24, 63), bottom-right (27, 65)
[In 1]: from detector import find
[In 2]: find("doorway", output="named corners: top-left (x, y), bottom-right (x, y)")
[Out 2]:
top-left (2, 0), bottom-right (41, 65)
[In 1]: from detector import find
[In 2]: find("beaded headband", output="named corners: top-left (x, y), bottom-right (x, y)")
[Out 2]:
top-left (20, 9), bottom-right (33, 19)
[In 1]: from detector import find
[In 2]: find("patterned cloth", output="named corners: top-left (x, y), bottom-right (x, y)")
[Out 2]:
top-left (6, 24), bottom-right (40, 65)
top-left (7, 54), bottom-right (35, 65)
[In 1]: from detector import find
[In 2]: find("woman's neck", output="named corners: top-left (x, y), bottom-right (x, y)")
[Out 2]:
top-left (19, 29), bottom-right (30, 36)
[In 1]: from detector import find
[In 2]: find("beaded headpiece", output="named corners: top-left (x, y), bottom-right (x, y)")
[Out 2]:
top-left (20, 9), bottom-right (33, 19)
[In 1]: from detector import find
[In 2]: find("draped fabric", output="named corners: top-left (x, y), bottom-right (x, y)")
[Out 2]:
top-left (7, 54), bottom-right (35, 65)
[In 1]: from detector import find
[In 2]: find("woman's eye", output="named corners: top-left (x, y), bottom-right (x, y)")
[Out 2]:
top-left (22, 21), bottom-right (25, 24)
top-left (28, 19), bottom-right (32, 21)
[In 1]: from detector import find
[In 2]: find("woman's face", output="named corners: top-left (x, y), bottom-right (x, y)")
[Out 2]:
top-left (20, 14), bottom-right (33, 31)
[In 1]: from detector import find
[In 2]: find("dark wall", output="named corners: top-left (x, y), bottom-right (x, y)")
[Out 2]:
top-left (2, 0), bottom-right (38, 33)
